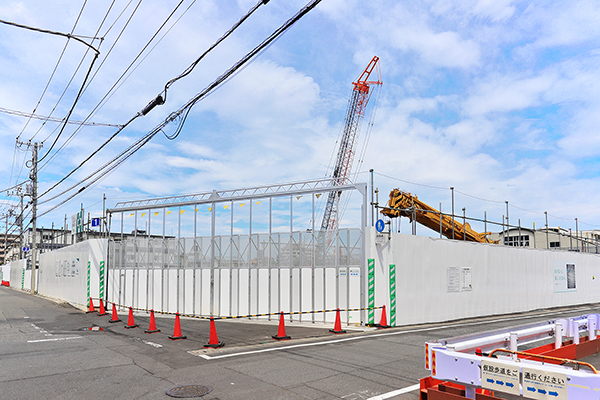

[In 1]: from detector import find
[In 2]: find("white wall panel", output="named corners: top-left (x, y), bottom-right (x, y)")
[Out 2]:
top-left (366, 228), bottom-right (600, 326)
top-left (37, 239), bottom-right (107, 308)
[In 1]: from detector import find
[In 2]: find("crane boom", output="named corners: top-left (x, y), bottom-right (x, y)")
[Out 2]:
top-left (321, 56), bottom-right (382, 231)
top-left (381, 189), bottom-right (497, 243)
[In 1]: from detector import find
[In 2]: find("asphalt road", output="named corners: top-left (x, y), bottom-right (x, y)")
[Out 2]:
top-left (2, 286), bottom-right (600, 400)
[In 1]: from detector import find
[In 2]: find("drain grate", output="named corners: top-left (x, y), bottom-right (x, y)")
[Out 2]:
top-left (166, 385), bottom-right (213, 398)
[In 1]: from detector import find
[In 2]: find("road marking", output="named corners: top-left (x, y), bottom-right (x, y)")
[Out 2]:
top-left (195, 306), bottom-right (597, 360)
top-left (367, 383), bottom-right (420, 399)
top-left (142, 340), bottom-right (163, 348)
top-left (28, 336), bottom-right (82, 343)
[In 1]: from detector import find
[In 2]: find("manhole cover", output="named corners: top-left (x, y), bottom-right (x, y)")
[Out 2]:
top-left (166, 385), bottom-right (213, 398)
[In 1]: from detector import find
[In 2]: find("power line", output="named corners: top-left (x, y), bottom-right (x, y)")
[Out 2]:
top-left (37, 0), bottom-right (324, 215)
top-left (162, 0), bottom-right (270, 102)
top-left (37, 52), bottom-right (99, 163)
top-left (0, 181), bottom-right (29, 195)
top-left (0, 17), bottom-right (100, 53)
top-left (37, 0), bottom-right (145, 171)
top-left (38, 0), bottom-right (187, 171)
top-left (0, 14), bottom-right (101, 167)
top-left (35, 1), bottom-right (118, 143)
top-left (28, 0), bottom-right (90, 142)
top-left (0, 107), bottom-right (122, 127)
top-left (39, 0), bottom-right (269, 198)
top-left (6, 2), bottom-right (90, 192)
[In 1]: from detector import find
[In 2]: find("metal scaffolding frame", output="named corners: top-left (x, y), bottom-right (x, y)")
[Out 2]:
top-left (106, 179), bottom-right (368, 323)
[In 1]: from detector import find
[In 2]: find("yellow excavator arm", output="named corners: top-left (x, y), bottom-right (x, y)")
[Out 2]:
top-left (380, 189), bottom-right (497, 243)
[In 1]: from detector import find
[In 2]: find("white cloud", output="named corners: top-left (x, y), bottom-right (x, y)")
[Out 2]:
top-left (431, 0), bottom-right (516, 22)
top-left (197, 60), bottom-right (320, 126)
top-left (3, 0), bottom-right (600, 232)
top-left (464, 72), bottom-right (557, 116)
top-left (520, 1), bottom-right (600, 49)
top-left (558, 106), bottom-right (600, 157)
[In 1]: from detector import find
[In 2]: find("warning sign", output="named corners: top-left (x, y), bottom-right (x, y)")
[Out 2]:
top-left (481, 359), bottom-right (520, 396)
top-left (522, 367), bottom-right (567, 400)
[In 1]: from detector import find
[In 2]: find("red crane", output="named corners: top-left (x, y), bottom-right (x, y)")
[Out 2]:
top-left (321, 56), bottom-right (382, 232)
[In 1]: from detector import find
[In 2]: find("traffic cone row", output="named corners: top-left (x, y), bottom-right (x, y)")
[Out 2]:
top-left (88, 297), bottom-right (392, 347)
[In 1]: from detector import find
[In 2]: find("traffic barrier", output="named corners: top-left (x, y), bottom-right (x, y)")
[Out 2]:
top-left (168, 313), bottom-right (186, 340)
top-left (272, 311), bottom-right (291, 340)
top-left (377, 304), bottom-right (390, 329)
top-left (97, 299), bottom-right (108, 316)
top-left (329, 308), bottom-right (346, 334)
top-left (86, 297), bottom-right (96, 314)
top-left (204, 317), bottom-right (224, 348)
top-left (109, 303), bottom-right (121, 323)
top-left (145, 309), bottom-right (160, 334)
top-left (124, 307), bottom-right (138, 329)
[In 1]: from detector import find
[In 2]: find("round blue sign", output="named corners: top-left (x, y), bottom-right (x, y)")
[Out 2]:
top-left (375, 219), bottom-right (385, 232)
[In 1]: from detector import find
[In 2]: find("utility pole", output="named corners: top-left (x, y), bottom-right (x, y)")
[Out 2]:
top-left (30, 142), bottom-right (39, 294)
top-left (17, 140), bottom-right (41, 294)
top-left (19, 189), bottom-right (23, 260)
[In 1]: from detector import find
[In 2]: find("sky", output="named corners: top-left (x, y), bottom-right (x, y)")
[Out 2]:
top-left (1, 0), bottom-right (600, 239)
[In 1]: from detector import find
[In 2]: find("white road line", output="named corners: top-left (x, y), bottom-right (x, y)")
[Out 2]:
top-left (28, 336), bottom-right (82, 343)
top-left (143, 340), bottom-right (163, 348)
top-left (367, 383), bottom-right (421, 400)
top-left (196, 306), bottom-right (598, 360)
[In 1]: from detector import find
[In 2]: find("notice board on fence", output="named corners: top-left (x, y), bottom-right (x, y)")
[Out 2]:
top-left (553, 261), bottom-right (576, 293)
top-left (447, 266), bottom-right (472, 293)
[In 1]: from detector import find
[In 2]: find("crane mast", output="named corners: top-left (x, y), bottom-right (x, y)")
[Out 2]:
top-left (321, 56), bottom-right (382, 231)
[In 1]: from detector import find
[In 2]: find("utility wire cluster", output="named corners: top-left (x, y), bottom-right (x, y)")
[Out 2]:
top-left (0, 0), bottom-right (323, 242)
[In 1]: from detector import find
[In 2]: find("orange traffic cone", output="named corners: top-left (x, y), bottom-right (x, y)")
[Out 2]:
top-left (145, 309), bottom-right (160, 334)
top-left (203, 317), bottom-right (224, 348)
top-left (168, 313), bottom-right (187, 340)
top-left (329, 308), bottom-right (346, 334)
top-left (97, 299), bottom-right (108, 316)
top-left (109, 303), bottom-right (121, 323)
top-left (377, 305), bottom-right (390, 329)
top-left (86, 297), bottom-right (96, 313)
top-left (272, 311), bottom-right (291, 340)
top-left (124, 307), bottom-right (138, 329)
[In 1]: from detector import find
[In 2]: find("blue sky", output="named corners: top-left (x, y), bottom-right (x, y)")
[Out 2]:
top-left (1, 0), bottom-right (600, 238)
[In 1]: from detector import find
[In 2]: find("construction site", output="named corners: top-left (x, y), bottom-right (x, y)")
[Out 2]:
top-left (2, 54), bottom-right (600, 400)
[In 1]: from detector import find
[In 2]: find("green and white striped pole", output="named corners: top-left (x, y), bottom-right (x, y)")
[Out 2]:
top-left (368, 259), bottom-right (375, 324)
top-left (389, 264), bottom-right (396, 326)
top-left (87, 261), bottom-right (91, 307)
top-left (99, 261), bottom-right (105, 300)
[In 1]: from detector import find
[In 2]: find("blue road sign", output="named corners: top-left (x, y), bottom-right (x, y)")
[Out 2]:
top-left (23, 246), bottom-right (30, 252)
top-left (91, 218), bottom-right (100, 227)
top-left (375, 219), bottom-right (385, 232)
